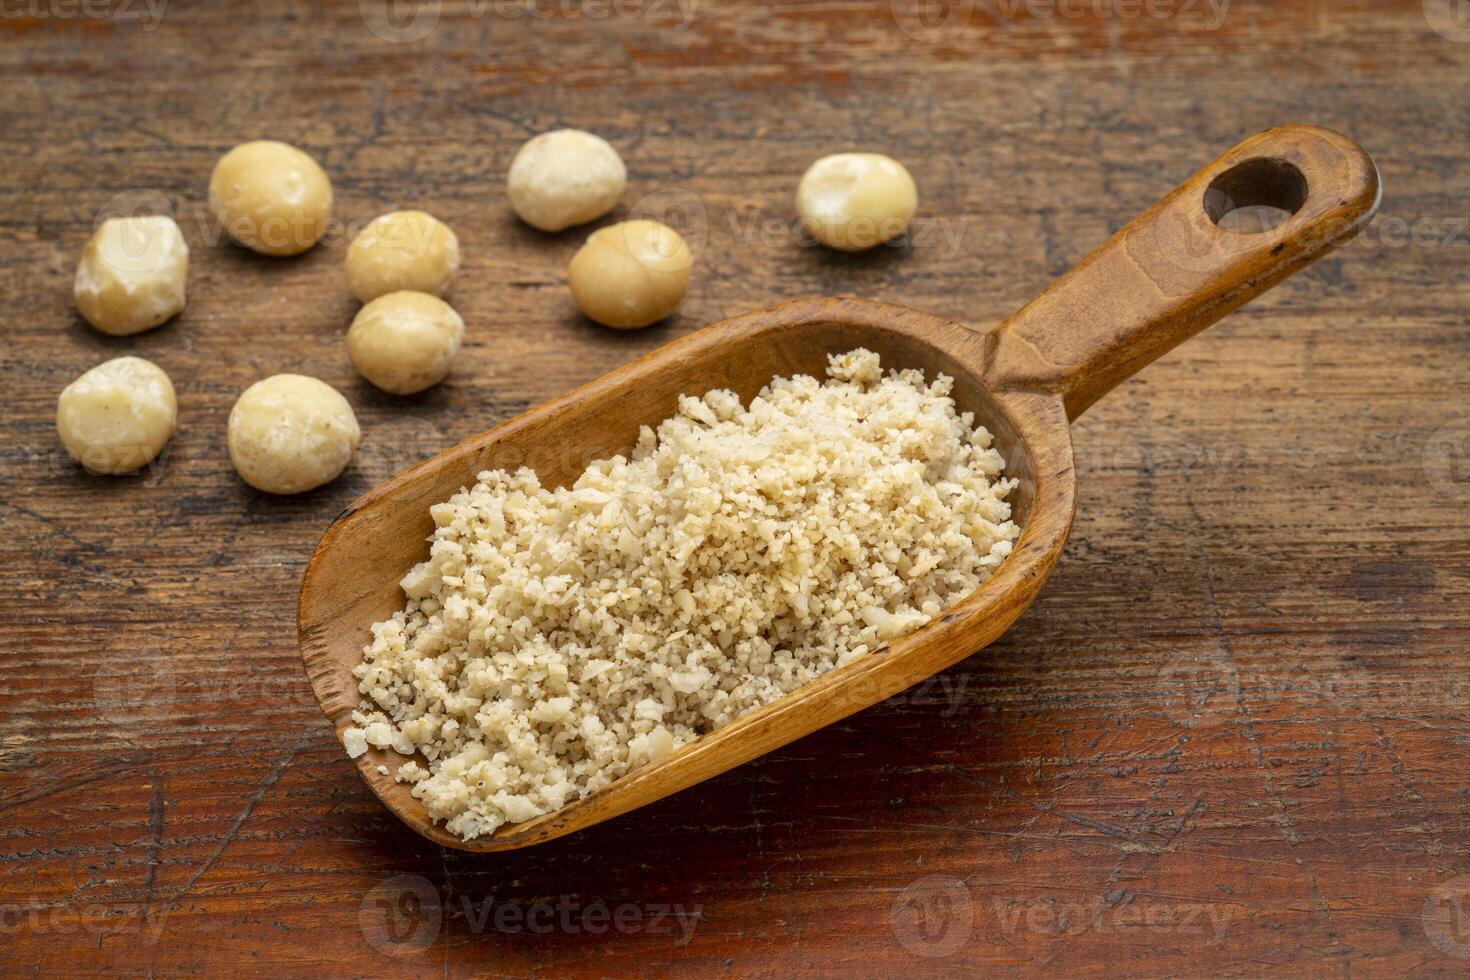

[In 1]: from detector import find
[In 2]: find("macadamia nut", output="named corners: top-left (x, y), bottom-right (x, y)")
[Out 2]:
top-left (797, 152), bottom-right (918, 251)
top-left (74, 216), bottom-right (189, 336)
top-left (348, 291), bottom-right (465, 395)
top-left (346, 210), bottom-right (460, 302)
top-left (228, 374), bottom-right (360, 494)
top-left (209, 140), bottom-right (333, 256)
top-left (507, 129), bottom-right (626, 232)
top-left (57, 356), bottom-right (177, 474)
top-left (568, 220), bottom-right (692, 329)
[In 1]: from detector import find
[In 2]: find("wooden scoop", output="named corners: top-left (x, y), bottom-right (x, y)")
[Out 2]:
top-left (299, 126), bottom-right (1379, 852)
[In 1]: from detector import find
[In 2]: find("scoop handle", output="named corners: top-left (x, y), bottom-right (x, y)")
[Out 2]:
top-left (983, 125), bottom-right (1380, 420)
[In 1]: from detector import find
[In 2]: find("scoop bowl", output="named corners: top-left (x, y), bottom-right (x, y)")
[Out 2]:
top-left (299, 125), bottom-right (1379, 851)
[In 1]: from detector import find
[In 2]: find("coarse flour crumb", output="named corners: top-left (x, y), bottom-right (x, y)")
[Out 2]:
top-left (344, 349), bottom-right (1020, 839)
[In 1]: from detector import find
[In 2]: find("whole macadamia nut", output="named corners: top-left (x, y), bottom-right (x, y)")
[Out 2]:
top-left (346, 210), bottom-right (460, 302)
top-left (797, 152), bottom-right (918, 251)
top-left (209, 140), bottom-right (333, 256)
top-left (568, 220), bottom-right (692, 329)
top-left (348, 291), bottom-right (465, 395)
top-left (57, 356), bottom-right (177, 474)
top-left (228, 374), bottom-right (360, 495)
top-left (74, 215), bottom-right (189, 336)
top-left (507, 129), bottom-right (626, 232)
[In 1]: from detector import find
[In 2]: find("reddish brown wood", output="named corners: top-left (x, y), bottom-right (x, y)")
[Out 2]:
top-left (2, 2), bottom-right (1468, 976)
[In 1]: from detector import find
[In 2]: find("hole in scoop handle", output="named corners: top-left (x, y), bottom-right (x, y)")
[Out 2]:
top-left (984, 125), bottom-right (1381, 421)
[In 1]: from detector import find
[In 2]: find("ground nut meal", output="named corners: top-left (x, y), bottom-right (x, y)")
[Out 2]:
top-left (344, 349), bottom-right (1021, 839)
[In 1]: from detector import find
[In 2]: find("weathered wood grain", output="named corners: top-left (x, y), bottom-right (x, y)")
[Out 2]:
top-left (2, 0), bottom-right (1467, 975)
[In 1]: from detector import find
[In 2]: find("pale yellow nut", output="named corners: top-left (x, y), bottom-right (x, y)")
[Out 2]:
top-left (227, 374), bottom-right (360, 495)
top-left (348, 291), bottom-right (465, 395)
top-left (346, 210), bottom-right (460, 302)
top-left (57, 356), bottom-right (177, 474)
top-left (507, 129), bottom-right (626, 232)
top-left (568, 220), bottom-right (692, 329)
top-left (209, 140), bottom-right (333, 256)
top-left (74, 215), bottom-right (189, 336)
top-left (796, 152), bottom-right (918, 251)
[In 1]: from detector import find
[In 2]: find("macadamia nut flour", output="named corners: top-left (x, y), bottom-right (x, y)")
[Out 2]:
top-left (345, 349), bottom-right (1020, 839)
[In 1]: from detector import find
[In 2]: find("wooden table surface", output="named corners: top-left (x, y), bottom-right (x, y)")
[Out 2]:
top-left (3, 1), bottom-right (1468, 975)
